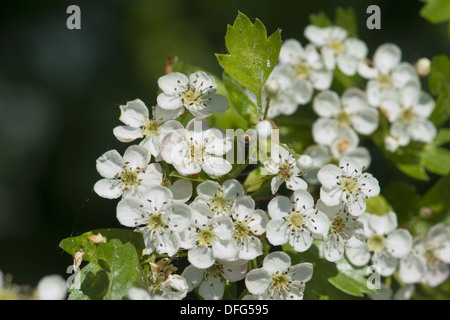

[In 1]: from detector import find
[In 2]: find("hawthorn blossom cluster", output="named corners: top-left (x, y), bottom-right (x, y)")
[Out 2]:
top-left (263, 25), bottom-right (436, 183)
top-left (86, 24), bottom-right (447, 301)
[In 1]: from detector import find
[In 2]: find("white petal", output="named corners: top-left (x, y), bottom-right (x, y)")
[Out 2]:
top-left (199, 276), bottom-right (224, 300)
top-left (188, 245), bottom-right (215, 269)
top-left (156, 231), bottom-right (181, 257)
top-left (113, 125), bottom-right (143, 143)
top-left (399, 254), bottom-right (426, 284)
top-left (368, 212), bottom-right (398, 235)
top-left (292, 79), bottom-right (313, 105)
top-left (312, 118), bottom-right (339, 145)
top-left (391, 62), bottom-right (419, 88)
top-left (279, 39), bottom-right (304, 65)
top-left (158, 72), bottom-right (188, 93)
top-left (263, 251), bottom-right (292, 274)
top-left (323, 234), bottom-right (345, 262)
top-left (408, 119), bottom-right (437, 143)
top-left (170, 179), bottom-right (193, 204)
top-left (128, 287), bottom-right (151, 300)
top-left (385, 229), bottom-right (413, 259)
top-left (94, 179), bottom-right (122, 199)
top-left (238, 237), bottom-right (263, 260)
top-left (290, 262), bottom-right (313, 282)
top-left (123, 145), bottom-right (150, 170)
top-left (116, 197), bottom-right (145, 227)
top-left (373, 43), bottom-right (401, 74)
top-left (119, 99), bottom-right (149, 127)
top-left (168, 203), bottom-right (192, 232)
top-left (181, 265), bottom-right (204, 291)
top-left (153, 104), bottom-right (184, 122)
top-left (291, 189), bottom-right (314, 211)
top-left (393, 284), bottom-right (415, 300)
top-left (306, 210), bottom-right (330, 235)
top-left (196, 180), bottom-right (220, 197)
top-left (266, 220), bottom-right (289, 246)
top-left (96, 150), bottom-right (124, 179)
top-left (372, 251), bottom-right (398, 277)
top-left (320, 187), bottom-right (343, 207)
top-left (310, 69), bottom-right (333, 90)
top-left (202, 157), bottom-right (232, 177)
top-left (351, 107), bottom-right (379, 136)
top-left (400, 81), bottom-right (421, 108)
top-left (337, 54), bottom-right (358, 76)
top-left (222, 179), bottom-right (245, 198)
top-left (304, 25), bottom-right (327, 46)
top-left (345, 38), bottom-right (368, 59)
top-left (289, 229), bottom-right (313, 252)
top-left (345, 237), bottom-right (371, 266)
top-left (205, 94), bottom-right (228, 114)
top-left (317, 164), bottom-right (341, 189)
top-left (270, 176), bottom-right (284, 194)
top-left (414, 91), bottom-right (435, 118)
top-left (313, 90), bottom-right (341, 117)
top-left (321, 47), bottom-right (336, 70)
top-left (245, 269), bottom-right (271, 295)
top-left (286, 176), bottom-right (308, 191)
top-left (222, 260), bottom-right (248, 282)
top-left (157, 93), bottom-right (183, 110)
top-left (267, 196), bottom-right (291, 219)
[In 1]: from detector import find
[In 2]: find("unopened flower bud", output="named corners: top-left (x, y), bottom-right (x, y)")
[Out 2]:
top-left (415, 58), bottom-right (431, 77)
top-left (264, 79), bottom-right (280, 98)
top-left (255, 120), bottom-right (273, 139)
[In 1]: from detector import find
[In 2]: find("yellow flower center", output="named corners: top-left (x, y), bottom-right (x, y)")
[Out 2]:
top-left (121, 170), bottom-right (138, 186)
top-left (286, 212), bottom-right (304, 229)
top-left (198, 229), bottom-right (216, 247)
top-left (148, 214), bottom-right (165, 231)
top-left (294, 62), bottom-right (311, 79)
top-left (376, 73), bottom-right (391, 89)
top-left (400, 107), bottom-right (415, 124)
top-left (335, 110), bottom-right (352, 128)
top-left (143, 119), bottom-right (161, 137)
top-left (367, 234), bottom-right (386, 252)
top-left (271, 273), bottom-right (290, 291)
top-left (233, 221), bottom-right (250, 240)
top-left (329, 40), bottom-right (345, 54)
top-left (341, 177), bottom-right (358, 195)
top-left (182, 89), bottom-right (202, 106)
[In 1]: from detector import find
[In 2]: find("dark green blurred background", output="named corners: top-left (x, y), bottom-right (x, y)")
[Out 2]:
top-left (0, 0), bottom-right (448, 286)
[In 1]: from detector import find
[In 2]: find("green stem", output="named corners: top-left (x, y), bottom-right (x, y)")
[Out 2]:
top-left (263, 96), bottom-right (271, 120)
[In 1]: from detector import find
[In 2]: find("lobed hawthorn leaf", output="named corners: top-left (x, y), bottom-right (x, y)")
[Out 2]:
top-left (68, 239), bottom-right (146, 300)
top-left (420, 0), bottom-right (450, 24)
top-left (216, 11), bottom-right (282, 111)
top-left (59, 228), bottom-right (145, 262)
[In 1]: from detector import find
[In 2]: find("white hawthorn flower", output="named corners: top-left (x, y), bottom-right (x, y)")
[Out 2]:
top-left (345, 212), bottom-right (413, 276)
top-left (157, 71), bottom-right (228, 119)
top-left (161, 119), bottom-right (232, 178)
top-left (277, 39), bottom-right (333, 104)
top-left (304, 25), bottom-right (368, 76)
top-left (116, 185), bottom-right (192, 257)
top-left (413, 224), bottom-right (450, 287)
top-left (36, 275), bottom-right (67, 300)
top-left (262, 65), bottom-right (300, 118)
top-left (112, 99), bottom-right (184, 160)
top-left (266, 190), bottom-right (330, 252)
top-left (398, 247), bottom-right (427, 285)
top-left (182, 259), bottom-right (248, 300)
top-left (317, 157), bottom-right (380, 216)
top-left (94, 145), bottom-right (162, 199)
top-left (358, 43), bottom-right (420, 107)
top-left (263, 145), bottom-right (308, 194)
top-left (312, 89), bottom-right (379, 146)
top-left (194, 179), bottom-right (244, 217)
top-left (245, 251), bottom-right (313, 300)
top-left (180, 202), bottom-right (237, 269)
top-left (303, 131), bottom-right (372, 186)
top-left (380, 80), bottom-right (436, 148)
top-left (231, 196), bottom-right (269, 260)
top-left (317, 201), bottom-right (365, 262)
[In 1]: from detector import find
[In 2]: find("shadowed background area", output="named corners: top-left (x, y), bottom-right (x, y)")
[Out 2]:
top-left (0, 0), bottom-right (448, 286)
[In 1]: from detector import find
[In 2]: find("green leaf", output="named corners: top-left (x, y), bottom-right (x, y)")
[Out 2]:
top-left (328, 258), bottom-right (376, 297)
top-left (216, 12), bottom-right (282, 110)
top-left (335, 7), bottom-right (358, 38)
top-left (59, 228), bottom-right (145, 262)
top-left (432, 128), bottom-right (450, 146)
top-left (309, 11), bottom-right (332, 27)
top-left (429, 55), bottom-right (450, 126)
top-left (420, 173), bottom-right (450, 219)
top-left (365, 195), bottom-right (393, 216)
top-left (422, 146), bottom-right (450, 175)
top-left (222, 72), bottom-right (259, 125)
top-left (69, 239), bottom-right (146, 300)
top-left (420, 0), bottom-right (450, 24)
